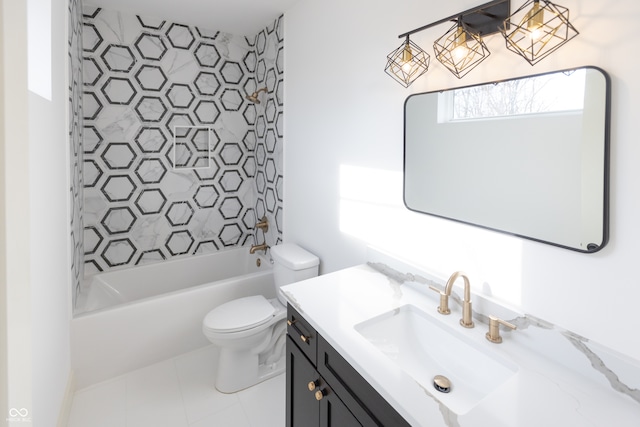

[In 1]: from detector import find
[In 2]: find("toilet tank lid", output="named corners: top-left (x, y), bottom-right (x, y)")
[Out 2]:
top-left (271, 243), bottom-right (319, 270)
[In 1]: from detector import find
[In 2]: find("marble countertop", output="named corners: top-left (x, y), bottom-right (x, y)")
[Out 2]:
top-left (281, 250), bottom-right (640, 427)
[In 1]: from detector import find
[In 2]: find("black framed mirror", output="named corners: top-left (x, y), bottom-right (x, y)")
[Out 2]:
top-left (404, 66), bottom-right (610, 252)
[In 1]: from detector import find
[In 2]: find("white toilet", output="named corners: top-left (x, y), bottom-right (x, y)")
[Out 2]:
top-left (202, 243), bottom-right (319, 393)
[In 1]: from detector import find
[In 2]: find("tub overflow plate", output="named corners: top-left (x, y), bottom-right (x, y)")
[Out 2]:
top-left (433, 375), bottom-right (452, 393)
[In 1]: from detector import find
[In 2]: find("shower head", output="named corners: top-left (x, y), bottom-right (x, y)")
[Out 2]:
top-left (245, 87), bottom-right (268, 104)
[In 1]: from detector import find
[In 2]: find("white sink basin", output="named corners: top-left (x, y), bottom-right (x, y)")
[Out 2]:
top-left (355, 304), bottom-right (518, 415)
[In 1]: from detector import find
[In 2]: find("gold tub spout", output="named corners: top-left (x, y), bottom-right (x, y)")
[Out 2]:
top-left (249, 243), bottom-right (269, 254)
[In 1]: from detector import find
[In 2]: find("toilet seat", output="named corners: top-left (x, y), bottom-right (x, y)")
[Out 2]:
top-left (203, 295), bottom-right (276, 334)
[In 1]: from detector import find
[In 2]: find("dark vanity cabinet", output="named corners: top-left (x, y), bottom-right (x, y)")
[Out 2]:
top-left (286, 305), bottom-right (411, 427)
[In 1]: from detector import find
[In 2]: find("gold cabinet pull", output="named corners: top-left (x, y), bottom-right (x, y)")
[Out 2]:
top-left (486, 315), bottom-right (516, 343)
top-left (308, 380), bottom-right (319, 391)
top-left (315, 389), bottom-right (325, 401)
top-left (287, 319), bottom-right (311, 344)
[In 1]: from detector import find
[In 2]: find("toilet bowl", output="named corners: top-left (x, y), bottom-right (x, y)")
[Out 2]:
top-left (202, 243), bottom-right (319, 393)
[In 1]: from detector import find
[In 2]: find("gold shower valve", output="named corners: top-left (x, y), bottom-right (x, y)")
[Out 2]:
top-left (255, 216), bottom-right (269, 232)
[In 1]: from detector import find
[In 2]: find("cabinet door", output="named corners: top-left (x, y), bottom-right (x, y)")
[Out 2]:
top-left (319, 388), bottom-right (362, 427)
top-left (318, 336), bottom-right (411, 427)
top-left (286, 335), bottom-right (320, 427)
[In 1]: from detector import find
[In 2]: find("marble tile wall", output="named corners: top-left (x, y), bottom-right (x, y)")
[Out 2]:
top-left (252, 17), bottom-right (284, 250)
top-left (69, 0), bottom-right (84, 303)
top-left (81, 5), bottom-right (284, 274)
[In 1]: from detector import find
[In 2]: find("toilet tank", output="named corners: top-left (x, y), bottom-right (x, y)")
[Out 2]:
top-left (270, 243), bottom-right (319, 305)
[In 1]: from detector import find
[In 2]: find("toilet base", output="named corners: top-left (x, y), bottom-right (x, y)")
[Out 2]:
top-left (257, 355), bottom-right (285, 385)
top-left (206, 298), bottom-right (288, 393)
top-left (215, 349), bottom-right (285, 393)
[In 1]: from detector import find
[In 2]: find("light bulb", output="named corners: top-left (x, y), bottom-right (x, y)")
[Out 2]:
top-left (452, 44), bottom-right (470, 62)
top-left (529, 27), bottom-right (542, 41)
top-left (525, 1), bottom-right (544, 41)
top-left (452, 27), bottom-right (470, 62)
top-left (401, 43), bottom-right (413, 74)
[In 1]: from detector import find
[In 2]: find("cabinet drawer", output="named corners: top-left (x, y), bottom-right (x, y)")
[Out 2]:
top-left (318, 336), bottom-right (411, 427)
top-left (287, 304), bottom-right (317, 365)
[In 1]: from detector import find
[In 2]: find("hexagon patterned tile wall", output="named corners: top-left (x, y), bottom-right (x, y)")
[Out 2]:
top-left (79, 5), bottom-right (284, 274)
top-left (70, 0), bottom-right (85, 304)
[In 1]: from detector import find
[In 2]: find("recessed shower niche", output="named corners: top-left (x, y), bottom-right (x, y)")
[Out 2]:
top-left (172, 126), bottom-right (212, 169)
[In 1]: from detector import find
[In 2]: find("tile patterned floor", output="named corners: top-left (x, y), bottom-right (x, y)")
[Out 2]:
top-left (68, 345), bottom-right (285, 427)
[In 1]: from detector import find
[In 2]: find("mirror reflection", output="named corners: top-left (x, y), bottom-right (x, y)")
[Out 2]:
top-left (404, 66), bottom-right (610, 252)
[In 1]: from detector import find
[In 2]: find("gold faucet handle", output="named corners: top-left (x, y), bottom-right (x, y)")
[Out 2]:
top-left (255, 216), bottom-right (269, 232)
top-left (485, 315), bottom-right (516, 343)
top-left (429, 286), bottom-right (451, 315)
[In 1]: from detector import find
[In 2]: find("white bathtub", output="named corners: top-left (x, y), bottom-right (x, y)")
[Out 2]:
top-left (71, 247), bottom-right (275, 389)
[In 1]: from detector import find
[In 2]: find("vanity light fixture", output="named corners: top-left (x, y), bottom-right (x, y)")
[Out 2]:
top-left (433, 17), bottom-right (491, 79)
top-left (500, 0), bottom-right (578, 65)
top-left (384, 35), bottom-right (431, 88)
top-left (385, 0), bottom-right (578, 86)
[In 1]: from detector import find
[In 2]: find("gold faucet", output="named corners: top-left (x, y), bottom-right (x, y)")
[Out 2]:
top-left (429, 271), bottom-right (474, 328)
top-left (249, 243), bottom-right (269, 254)
top-left (485, 315), bottom-right (516, 343)
top-left (255, 216), bottom-right (269, 232)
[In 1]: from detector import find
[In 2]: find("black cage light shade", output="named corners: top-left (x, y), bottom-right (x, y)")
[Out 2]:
top-left (433, 19), bottom-right (491, 79)
top-left (501, 0), bottom-right (579, 65)
top-left (384, 0), bottom-right (578, 86)
top-left (385, 36), bottom-right (431, 88)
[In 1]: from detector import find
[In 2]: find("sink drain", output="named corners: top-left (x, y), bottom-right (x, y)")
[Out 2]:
top-left (433, 375), bottom-right (451, 393)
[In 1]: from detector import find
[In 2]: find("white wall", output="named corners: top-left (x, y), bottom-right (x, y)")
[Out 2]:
top-left (0, 1), bottom-right (8, 421)
top-left (28, 0), bottom-right (73, 424)
top-left (284, 0), bottom-right (640, 362)
top-left (2, 0), bottom-right (72, 425)
top-left (2, 0), bottom-right (34, 424)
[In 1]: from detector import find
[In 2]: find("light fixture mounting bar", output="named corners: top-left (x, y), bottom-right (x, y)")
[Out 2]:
top-left (398, 0), bottom-right (510, 39)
